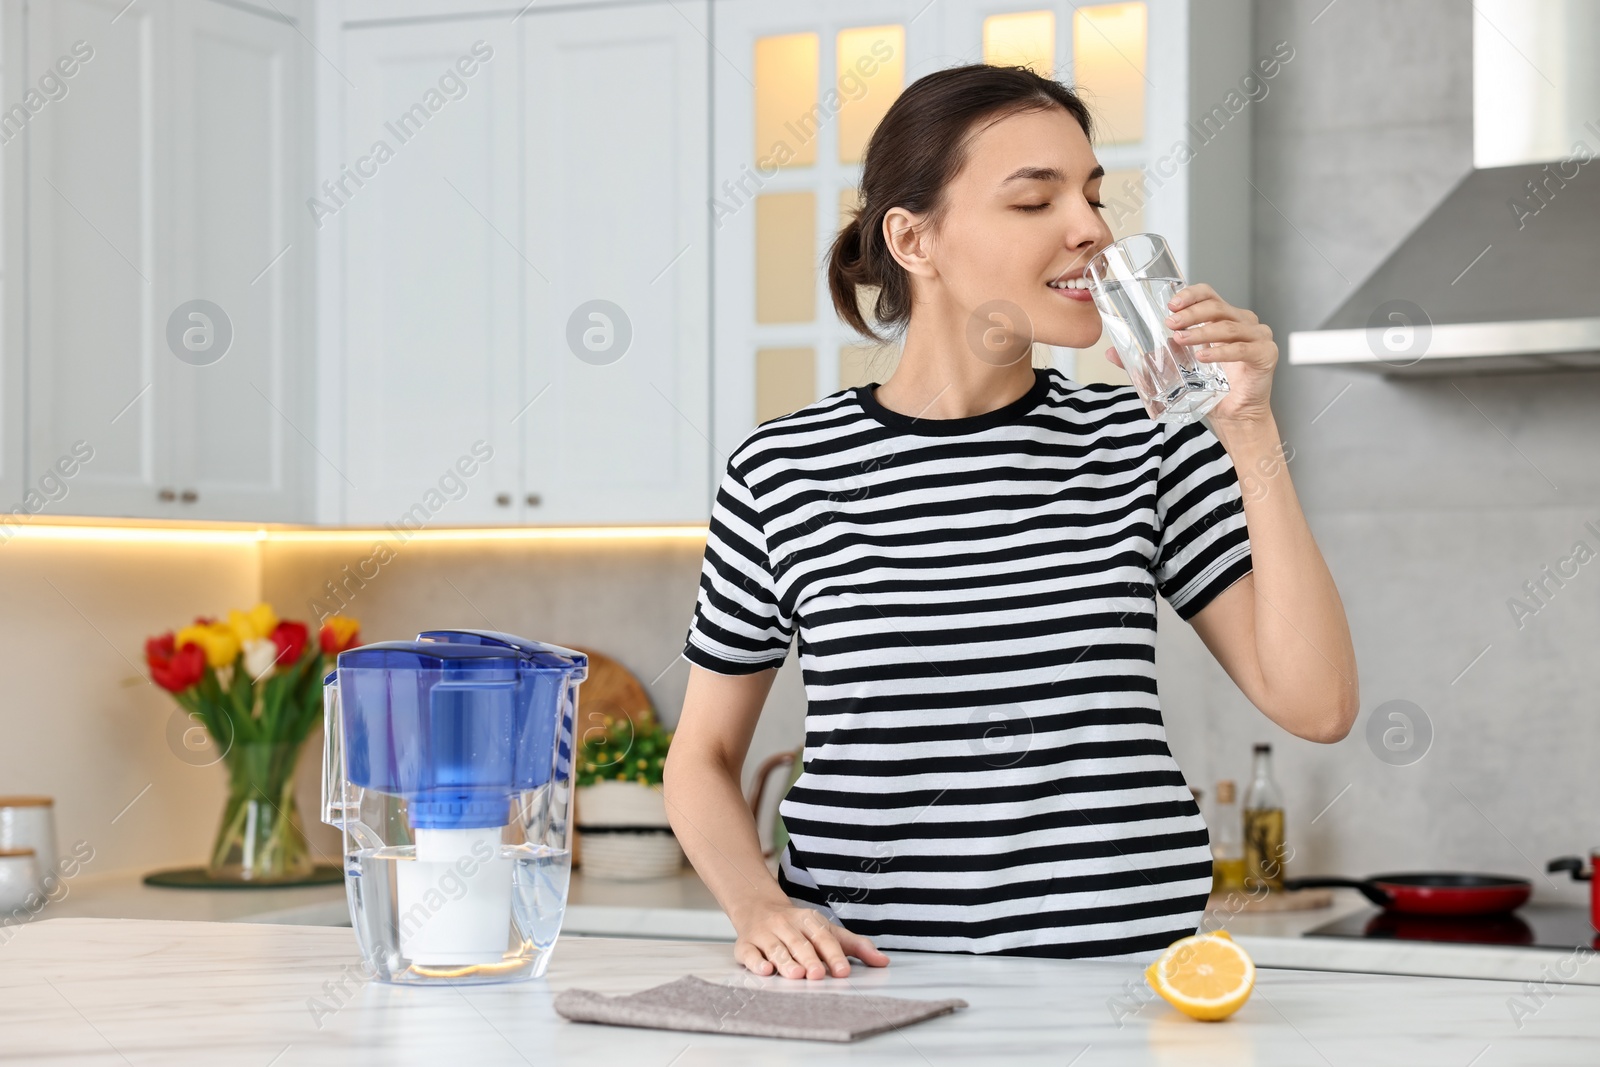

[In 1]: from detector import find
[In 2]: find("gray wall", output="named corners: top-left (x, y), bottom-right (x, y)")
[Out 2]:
top-left (1169, 0), bottom-right (1595, 903)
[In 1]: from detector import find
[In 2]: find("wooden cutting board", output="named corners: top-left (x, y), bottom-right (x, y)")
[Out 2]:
top-left (1206, 887), bottom-right (1333, 912)
top-left (569, 647), bottom-right (654, 729)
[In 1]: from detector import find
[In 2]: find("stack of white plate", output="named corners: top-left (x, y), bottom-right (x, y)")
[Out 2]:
top-left (575, 781), bottom-right (683, 881)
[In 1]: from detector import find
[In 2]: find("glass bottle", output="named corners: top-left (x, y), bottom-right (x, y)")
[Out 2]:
top-left (1210, 779), bottom-right (1245, 894)
top-left (1243, 743), bottom-right (1287, 892)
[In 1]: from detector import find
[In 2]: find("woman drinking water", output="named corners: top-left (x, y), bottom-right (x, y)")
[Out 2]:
top-left (663, 63), bottom-right (1358, 979)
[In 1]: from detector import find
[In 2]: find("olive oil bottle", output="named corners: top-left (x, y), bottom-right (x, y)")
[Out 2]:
top-left (1210, 780), bottom-right (1246, 893)
top-left (1243, 743), bottom-right (1287, 892)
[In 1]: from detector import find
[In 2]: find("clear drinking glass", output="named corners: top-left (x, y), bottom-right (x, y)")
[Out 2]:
top-left (1086, 233), bottom-right (1229, 424)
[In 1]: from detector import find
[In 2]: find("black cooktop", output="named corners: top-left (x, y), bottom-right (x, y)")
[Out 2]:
top-left (1304, 904), bottom-right (1597, 951)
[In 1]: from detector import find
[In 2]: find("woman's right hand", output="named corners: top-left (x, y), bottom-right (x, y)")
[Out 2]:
top-left (665, 666), bottom-right (889, 981)
top-left (733, 901), bottom-right (891, 980)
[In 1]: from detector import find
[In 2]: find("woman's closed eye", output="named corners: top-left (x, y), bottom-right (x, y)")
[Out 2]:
top-left (1015, 199), bottom-right (1106, 212)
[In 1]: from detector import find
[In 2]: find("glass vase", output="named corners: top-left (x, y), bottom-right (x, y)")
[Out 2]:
top-left (208, 741), bottom-right (313, 882)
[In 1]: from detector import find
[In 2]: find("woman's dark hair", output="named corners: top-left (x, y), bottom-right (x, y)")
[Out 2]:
top-left (827, 64), bottom-right (1094, 343)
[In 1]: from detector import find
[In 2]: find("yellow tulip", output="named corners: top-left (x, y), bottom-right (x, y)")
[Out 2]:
top-left (175, 622), bottom-right (241, 669)
top-left (227, 602), bottom-right (278, 644)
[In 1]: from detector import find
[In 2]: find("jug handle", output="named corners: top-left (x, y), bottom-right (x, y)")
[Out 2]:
top-left (321, 670), bottom-right (359, 828)
top-left (320, 672), bottom-right (387, 854)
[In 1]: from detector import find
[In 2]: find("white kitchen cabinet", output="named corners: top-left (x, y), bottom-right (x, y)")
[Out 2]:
top-left (0, 2), bottom-right (24, 520)
top-left (25, 0), bottom-right (172, 518)
top-left (338, 17), bottom-right (522, 525)
top-left (22, 0), bottom-right (314, 521)
top-left (13, 0), bottom-right (1246, 527)
top-left (166, 0), bottom-right (315, 521)
top-left (337, 2), bottom-right (710, 526)
top-left (520, 1), bottom-right (710, 523)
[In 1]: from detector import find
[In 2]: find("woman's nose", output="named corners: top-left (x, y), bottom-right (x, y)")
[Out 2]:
top-left (1066, 233), bottom-right (1106, 270)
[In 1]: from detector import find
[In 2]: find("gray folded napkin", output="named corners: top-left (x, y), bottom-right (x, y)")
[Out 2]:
top-left (552, 974), bottom-right (968, 1043)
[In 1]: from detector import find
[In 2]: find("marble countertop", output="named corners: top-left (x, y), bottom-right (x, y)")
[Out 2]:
top-left (41, 866), bottom-right (734, 938)
top-left (3, 917), bottom-right (1598, 1066)
top-left (38, 868), bottom-right (1600, 988)
top-left (40, 868), bottom-right (350, 925)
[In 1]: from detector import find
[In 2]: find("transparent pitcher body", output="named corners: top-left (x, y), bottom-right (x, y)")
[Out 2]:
top-left (322, 631), bottom-right (585, 985)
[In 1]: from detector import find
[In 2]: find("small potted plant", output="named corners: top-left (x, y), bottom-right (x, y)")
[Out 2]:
top-left (574, 714), bottom-right (680, 880)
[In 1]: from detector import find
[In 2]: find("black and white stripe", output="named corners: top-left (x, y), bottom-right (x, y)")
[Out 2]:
top-left (682, 367), bottom-right (1253, 960)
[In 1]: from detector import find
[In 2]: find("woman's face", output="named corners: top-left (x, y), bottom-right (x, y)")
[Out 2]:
top-left (916, 105), bottom-right (1114, 355)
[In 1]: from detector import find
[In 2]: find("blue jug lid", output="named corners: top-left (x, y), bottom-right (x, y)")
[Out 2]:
top-left (331, 630), bottom-right (585, 830)
top-left (322, 631), bottom-right (586, 683)
top-left (415, 629), bottom-right (588, 672)
top-left (336, 631), bottom-right (587, 674)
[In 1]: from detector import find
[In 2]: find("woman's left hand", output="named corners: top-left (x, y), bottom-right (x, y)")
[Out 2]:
top-left (1103, 282), bottom-right (1277, 425)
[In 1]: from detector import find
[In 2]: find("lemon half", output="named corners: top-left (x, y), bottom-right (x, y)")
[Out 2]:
top-left (1144, 929), bottom-right (1255, 1021)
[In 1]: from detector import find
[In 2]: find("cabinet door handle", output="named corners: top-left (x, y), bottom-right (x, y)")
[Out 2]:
top-left (180, 489), bottom-right (198, 504)
top-left (158, 488), bottom-right (176, 502)
top-left (495, 493), bottom-right (512, 507)
top-left (525, 493), bottom-right (542, 508)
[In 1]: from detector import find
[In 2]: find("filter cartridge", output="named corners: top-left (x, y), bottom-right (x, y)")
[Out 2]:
top-left (397, 826), bottom-right (513, 965)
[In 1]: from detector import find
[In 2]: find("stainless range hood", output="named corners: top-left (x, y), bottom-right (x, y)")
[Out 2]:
top-left (1288, 1), bottom-right (1600, 375)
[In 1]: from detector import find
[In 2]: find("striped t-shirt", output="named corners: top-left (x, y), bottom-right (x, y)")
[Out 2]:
top-left (681, 366), bottom-right (1253, 960)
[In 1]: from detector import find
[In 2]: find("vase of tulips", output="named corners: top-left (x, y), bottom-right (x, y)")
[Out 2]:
top-left (145, 603), bottom-right (361, 883)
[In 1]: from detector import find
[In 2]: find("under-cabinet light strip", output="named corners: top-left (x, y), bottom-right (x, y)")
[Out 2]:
top-left (267, 525), bottom-right (710, 543)
top-left (1, 523), bottom-right (710, 545)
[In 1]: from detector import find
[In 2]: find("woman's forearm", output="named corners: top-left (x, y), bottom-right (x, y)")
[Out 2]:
top-left (663, 749), bottom-right (792, 926)
top-left (1211, 411), bottom-right (1360, 739)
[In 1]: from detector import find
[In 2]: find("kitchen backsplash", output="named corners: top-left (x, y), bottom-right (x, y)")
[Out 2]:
top-left (257, 535), bottom-right (809, 863)
top-left (0, 537), bottom-right (259, 876)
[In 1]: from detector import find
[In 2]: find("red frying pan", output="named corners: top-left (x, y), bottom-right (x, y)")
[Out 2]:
top-left (1282, 872), bottom-right (1531, 916)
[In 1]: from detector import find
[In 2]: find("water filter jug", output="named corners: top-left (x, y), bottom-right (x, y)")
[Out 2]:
top-left (322, 629), bottom-right (587, 984)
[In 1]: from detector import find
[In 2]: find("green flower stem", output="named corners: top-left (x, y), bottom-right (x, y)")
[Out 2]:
top-left (207, 741), bottom-right (311, 880)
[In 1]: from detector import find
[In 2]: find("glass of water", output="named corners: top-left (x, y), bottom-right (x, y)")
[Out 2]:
top-left (1086, 233), bottom-right (1229, 424)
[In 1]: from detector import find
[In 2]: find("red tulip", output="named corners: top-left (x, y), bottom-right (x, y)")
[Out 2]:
top-left (319, 616), bottom-right (361, 655)
top-left (146, 632), bottom-right (206, 693)
top-left (270, 621), bottom-right (310, 668)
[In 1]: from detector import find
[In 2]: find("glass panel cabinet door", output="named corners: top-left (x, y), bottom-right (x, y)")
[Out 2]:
top-left (1072, 2), bottom-right (1148, 144)
top-left (984, 10), bottom-right (1057, 75)
top-left (712, 0), bottom-right (930, 462)
top-left (713, 0), bottom-right (1212, 452)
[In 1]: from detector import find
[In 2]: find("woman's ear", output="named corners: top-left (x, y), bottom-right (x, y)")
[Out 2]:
top-left (882, 207), bottom-right (937, 280)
